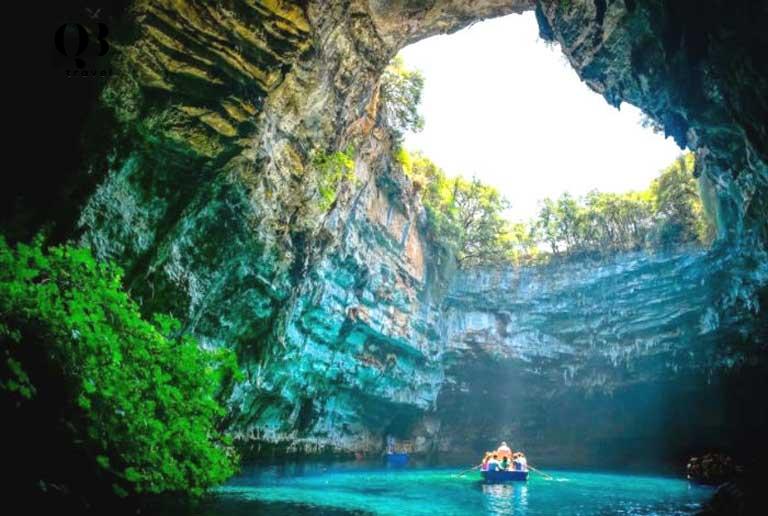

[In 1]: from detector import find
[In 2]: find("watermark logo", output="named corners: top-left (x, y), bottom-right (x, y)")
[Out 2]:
top-left (54, 9), bottom-right (112, 78)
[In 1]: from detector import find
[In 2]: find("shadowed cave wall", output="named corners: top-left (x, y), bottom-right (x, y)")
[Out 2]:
top-left (437, 248), bottom-right (768, 467)
top-left (6, 0), bottom-right (768, 468)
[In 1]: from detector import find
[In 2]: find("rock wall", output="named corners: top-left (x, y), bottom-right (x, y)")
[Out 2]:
top-left (435, 245), bottom-right (768, 466)
top-left (536, 0), bottom-right (768, 243)
top-left (227, 135), bottom-right (450, 455)
top-left (68, 0), bottom-right (533, 456)
top-left (20, 1), bottom-right (768, 462)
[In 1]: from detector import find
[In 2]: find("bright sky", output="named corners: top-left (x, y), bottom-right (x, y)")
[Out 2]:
top-left (398, 12), bottom-right (683, 220)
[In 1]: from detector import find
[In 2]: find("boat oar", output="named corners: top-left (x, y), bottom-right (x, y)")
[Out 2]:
top-left (454, 464), bottom-right (481, 477)
top-left (527, 464), bottom-right (554, 480)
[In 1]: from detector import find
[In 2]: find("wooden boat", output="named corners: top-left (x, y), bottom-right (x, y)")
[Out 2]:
top-left (481, 469), bottom-right (528, 483)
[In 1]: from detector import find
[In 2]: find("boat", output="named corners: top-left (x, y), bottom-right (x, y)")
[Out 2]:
top-left (384, 437), bottom-right (411, 467)
top-left (384, 452), bottom-right (409, 467)
top-left (479, 449), bottom-right (530, 483)
top-left (481, 469), bottom-right (528, 483)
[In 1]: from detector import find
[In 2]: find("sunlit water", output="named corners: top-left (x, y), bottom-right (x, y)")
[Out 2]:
top-left (186, 463), bottom-right (714, 516)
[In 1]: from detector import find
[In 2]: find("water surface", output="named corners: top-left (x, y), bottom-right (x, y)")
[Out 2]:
top-left (198, 463), bottom-right (713, 515)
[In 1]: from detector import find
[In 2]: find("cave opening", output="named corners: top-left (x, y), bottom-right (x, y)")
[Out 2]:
top-left (396, 11), bottom-right (684, 224)
top-left (376, 9), bottom-right (768, 473)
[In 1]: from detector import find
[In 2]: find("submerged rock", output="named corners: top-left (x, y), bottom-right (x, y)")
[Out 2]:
top-left (687, 453), bottom-right (741, 485)
top-left (697, 477), bottom-right (763, 516)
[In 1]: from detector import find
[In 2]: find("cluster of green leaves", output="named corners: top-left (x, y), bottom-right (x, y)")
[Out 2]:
top-left (533, 153), bottom-right (714, 258)
top-left (379, 56), bottom-right (425, 142)
top-left (0, 236), bottom-right (239, 498)
top-left (312, 146), bottom-right (356, 211)
top-left (535, 191), bottom-right (655, 256)
top-left (397, 150), bottom-right (713, 268)
top-left (398, 150), bottom-right (539, 268)
top-left (651, 154), bottom-right (715, 246)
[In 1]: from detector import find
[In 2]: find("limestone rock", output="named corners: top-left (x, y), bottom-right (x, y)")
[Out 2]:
top-left (29, 0), bottom-right (767, 462)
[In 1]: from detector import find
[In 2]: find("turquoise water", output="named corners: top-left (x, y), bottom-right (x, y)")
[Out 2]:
top-left (195, 464), bottom-right (714, 515)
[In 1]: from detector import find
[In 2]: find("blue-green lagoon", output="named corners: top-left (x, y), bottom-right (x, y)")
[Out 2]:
top-left (191, 463), bottom-right (714, 515)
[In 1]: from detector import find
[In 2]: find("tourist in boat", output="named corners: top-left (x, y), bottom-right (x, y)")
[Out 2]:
top-left (513, 452), bottom-right (528, 471)
top-left (519, 453), bottom-right (528, 471)
top-left (500, 454), bottom-right (510, 471)
top-left (480, 452), bottom-right (491, 471)
top-left (487, 454), bottom-right (501, 471)
top-left (497, 441), bottom-right (511, 455)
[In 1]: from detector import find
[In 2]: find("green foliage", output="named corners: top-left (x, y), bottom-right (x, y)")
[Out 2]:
top-left (312, 146), bottom-right (356, 211)
top-left (400, 150), bottom-right (538, 268)
top-left (452, 177), bottom-right (515, 267)
top-left (398, 149), bottom-right (713, 268)
top-left (534, 190), bottom-right (656, 256)
top-left (379, 56), bottom-right (425, 142)
top-left (532, 153), bottom-right (714, 258)
top-left (0, 236), bottom-right (239, 498)
top-left (651, 153), bottom-right (713, 245)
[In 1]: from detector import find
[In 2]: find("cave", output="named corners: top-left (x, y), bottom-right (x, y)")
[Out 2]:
top-left (3, 0), bottom-right (767, 514)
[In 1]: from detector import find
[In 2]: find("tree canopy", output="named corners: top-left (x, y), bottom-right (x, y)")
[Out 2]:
top-left (397, 149), bottom-right (713, 269)
top-left (379, 56), bottom-right (425, 142)
top-left (398, 150), bottom-right (538, 268)
top-left (652, 153), bottom-right (713, 246)
top-left (532, 153), bottom-right (714, 258)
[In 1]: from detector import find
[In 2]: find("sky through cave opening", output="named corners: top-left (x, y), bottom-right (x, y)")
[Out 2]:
top-left (397, 11), bottom-right (684, 221)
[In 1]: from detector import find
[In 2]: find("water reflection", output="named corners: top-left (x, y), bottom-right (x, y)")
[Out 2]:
top-left (481, 482), bottom-right (529, 515)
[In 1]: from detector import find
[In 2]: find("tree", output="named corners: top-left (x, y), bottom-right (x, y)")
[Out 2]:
top-left (532, 153), bottom-right (712, 258)
top-left (507, 222), bottom-right (541, 264)
top-left (398, 151), bottom-right (538, 268)
top-left (397, 148), bottom-right (711, 267)
top-left (651, 153), bottom-right (709, 246)
top-left (379, 56), bottom-right (425, 142)
top-left (580, 190), bottom-right (655, 253)
top-left (535, 198), bottom-right (561, 255)
top-left (453, 177), bottom-right (513, 267)
top-left (556, 193), bottom-right (582, 250)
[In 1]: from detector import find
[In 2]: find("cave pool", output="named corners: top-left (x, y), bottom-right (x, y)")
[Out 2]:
top-left (191, 463), bottom-right (714, 515)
